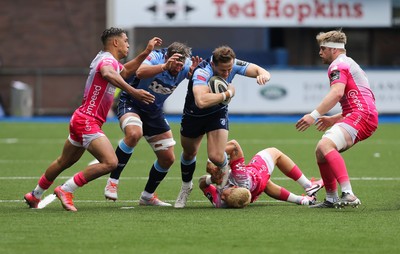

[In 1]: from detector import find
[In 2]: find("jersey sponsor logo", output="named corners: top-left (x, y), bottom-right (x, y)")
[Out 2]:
top-left (347, 89), bottom-right (364, 111)
top-left (149, 81), bottom-right (176, 95)
top-left (236, 59), bottom-right (248, 66)
top-left (107, 86), bottom-right (116, 95)
top-left (330, 70), bottom-right (340, 82)
top-left (196, 69), bottom-right (211, 82)
top-left (86, 85), bottom-right (102, 116)
top-left (197, 74), bottom-right (206, 82)
top-left (353, 114), bottom-right (362, 126)
top-left (260, 85), bottom-right (287, 100)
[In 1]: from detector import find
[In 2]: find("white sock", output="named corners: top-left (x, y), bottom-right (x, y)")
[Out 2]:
top-left (326, 192), bottom-right (339, 203)
top-left (108, 178), bottom-right (119, 185)
top-left (340, 182), bottom-right (354, 195)
top-left (182, 181), bottom-right (193, 189)
top-left (141, 191), bottom-right (153, 199)
top-left (286, 193), bottom-right (300, 204)
top-left (61, 177), bottom-right (79, 193)
top-left (296, 175), bottom-right (312, 189)
top-left (32, 185), bottom-right (46, 199)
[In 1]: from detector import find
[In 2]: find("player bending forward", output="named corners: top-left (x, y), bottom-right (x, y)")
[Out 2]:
top-left (199, 140), bottom-right (324, 208)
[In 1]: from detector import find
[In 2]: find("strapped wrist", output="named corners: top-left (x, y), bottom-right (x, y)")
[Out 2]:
top-left (205, 175), bottom-right (212, 185)
top-left (310, 109), bottom-right (321, 120)
top-left (221, 92), bottom-right (227, 101)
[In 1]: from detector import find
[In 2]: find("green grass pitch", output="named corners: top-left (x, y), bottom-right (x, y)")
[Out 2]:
top-left (0, 120), bottom-right (399, 254)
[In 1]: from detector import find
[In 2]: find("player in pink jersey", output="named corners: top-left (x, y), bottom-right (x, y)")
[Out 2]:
top-left (199, 140), bottom-right (324, 208)
top-left (24, 27), bottom-right (161, 211)
top-left (296, 29), bottom-right (378, 209)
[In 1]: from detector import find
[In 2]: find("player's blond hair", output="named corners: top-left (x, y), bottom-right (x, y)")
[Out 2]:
top-left (225, 187), bottom-right (251, 208)
top-left (316, 29), bottom-right (347, 46)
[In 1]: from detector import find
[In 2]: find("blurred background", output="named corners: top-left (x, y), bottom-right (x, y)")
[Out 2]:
top-left (0, 0), bottom-right (399, 117)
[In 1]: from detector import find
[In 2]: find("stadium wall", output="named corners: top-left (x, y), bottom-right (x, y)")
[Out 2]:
top-left (0, 0), bottom-right (399, 116)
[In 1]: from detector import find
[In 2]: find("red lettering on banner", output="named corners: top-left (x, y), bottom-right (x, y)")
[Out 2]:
top-left (282, 4), bottom-right (295, 18)
top-left (213, 0), bottom-right (364, 23)
top-left (229, 3), bottom-right (240, 17)
top-left (263, 0), bottom-right (364, 23)
top-left (214, 0), bottom-right (225, 17)
top-left (354, 3), bottom-right (362, 17)
top-left (298, 4), bottom-right (312, 22)
top-left (213, 0), bottom-right (256, 18)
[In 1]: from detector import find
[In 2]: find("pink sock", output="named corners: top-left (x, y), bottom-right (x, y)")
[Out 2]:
top-left (324, 150), bottom-right (350, 184)
top-left (285, 165), bottom-right (302, 181)
top-left (278, 187), bottom-right (290, 201)
top-left (73, 172), bottom-right (88, 187)
top-left (318, 161), bottom-right (337, 193)
top-left (38, 174), bottom-right (53, 189)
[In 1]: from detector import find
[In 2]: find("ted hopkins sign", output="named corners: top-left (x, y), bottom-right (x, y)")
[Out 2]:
top-left (112, 0), bottom-right (391, 27)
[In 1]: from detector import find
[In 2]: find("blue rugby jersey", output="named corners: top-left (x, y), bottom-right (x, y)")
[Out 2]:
top-left (183, 57), bottom-right (249, 117)
top-left (120, 48), bottom-right (192, 112)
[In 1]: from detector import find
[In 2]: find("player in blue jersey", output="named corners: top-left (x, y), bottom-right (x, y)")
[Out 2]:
top-left (102, 42), bottom-right (202, 206)
top-left (174, 45), bottom-right (271, 208)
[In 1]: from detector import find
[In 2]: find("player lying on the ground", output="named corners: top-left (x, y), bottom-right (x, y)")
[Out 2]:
top-left (199, 140), bottom-right (324, 208)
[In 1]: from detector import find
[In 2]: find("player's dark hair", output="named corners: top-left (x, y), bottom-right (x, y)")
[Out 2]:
top-left (212, 46), bottom-right (236, 66)
top-left (167, 42), bottom-right (192, 62)
top-left (101, 27), bottom-right (127, 45)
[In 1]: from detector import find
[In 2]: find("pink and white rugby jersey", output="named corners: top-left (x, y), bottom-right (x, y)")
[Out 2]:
top-left (328, 54), bottom-right (377, 116)
top-left (229, 156), bottom-right (269, 203)
top-left (78, 51), bottom-right (123, 123)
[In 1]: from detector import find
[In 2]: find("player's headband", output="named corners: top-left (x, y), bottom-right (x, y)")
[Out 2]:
top-left (320, 41), bottom-right (345, 49)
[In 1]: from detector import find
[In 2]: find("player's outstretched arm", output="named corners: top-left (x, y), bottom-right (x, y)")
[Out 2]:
top-left (225, 139), bottom-right (244, 162)
top-left (121, 37), bottom-right (163, 79)
top-left (244, 63), bottom-right (271, 85)
top-left (101, 65), bottom-right (155, 104)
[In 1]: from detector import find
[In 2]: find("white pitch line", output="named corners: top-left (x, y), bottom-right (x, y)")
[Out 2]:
top-left (2, 138), bottom-right (399, 145)
top-left (3, 199), bottom-right (279, 204)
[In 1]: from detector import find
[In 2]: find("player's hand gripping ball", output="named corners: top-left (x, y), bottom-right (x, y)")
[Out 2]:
top-left (208, 76), bottom-right (231, 105)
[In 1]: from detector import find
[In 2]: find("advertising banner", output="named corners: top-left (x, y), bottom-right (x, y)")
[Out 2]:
top-left (113, 0), bottom-right (392, 27)
top-left (164, 70), bottom-right (400, 114)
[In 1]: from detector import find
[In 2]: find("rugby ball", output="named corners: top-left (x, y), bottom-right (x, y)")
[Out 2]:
top-left (208, 76), bottom-right (231, 105)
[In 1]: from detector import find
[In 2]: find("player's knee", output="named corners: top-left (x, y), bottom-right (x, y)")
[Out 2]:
top-left (124, 131), bottom-right (142, 146)
top-left (322, 125), bottom-right (347, 151)
top-left (315, 147), bottom-right (325, 162)
top-left (265, 147), bottom-right (280, 156)
top-left (120, 116), bottom-right (143, 142)
top-left (158, 154), bottom-right (175, 168)
top-left (101, 157), bottom-right (118, 173)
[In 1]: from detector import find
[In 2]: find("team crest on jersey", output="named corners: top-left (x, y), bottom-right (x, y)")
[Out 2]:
top-left (236, 59), bottom-right (247, 66)
top-left (330, 70), bottom-right (340, 82)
